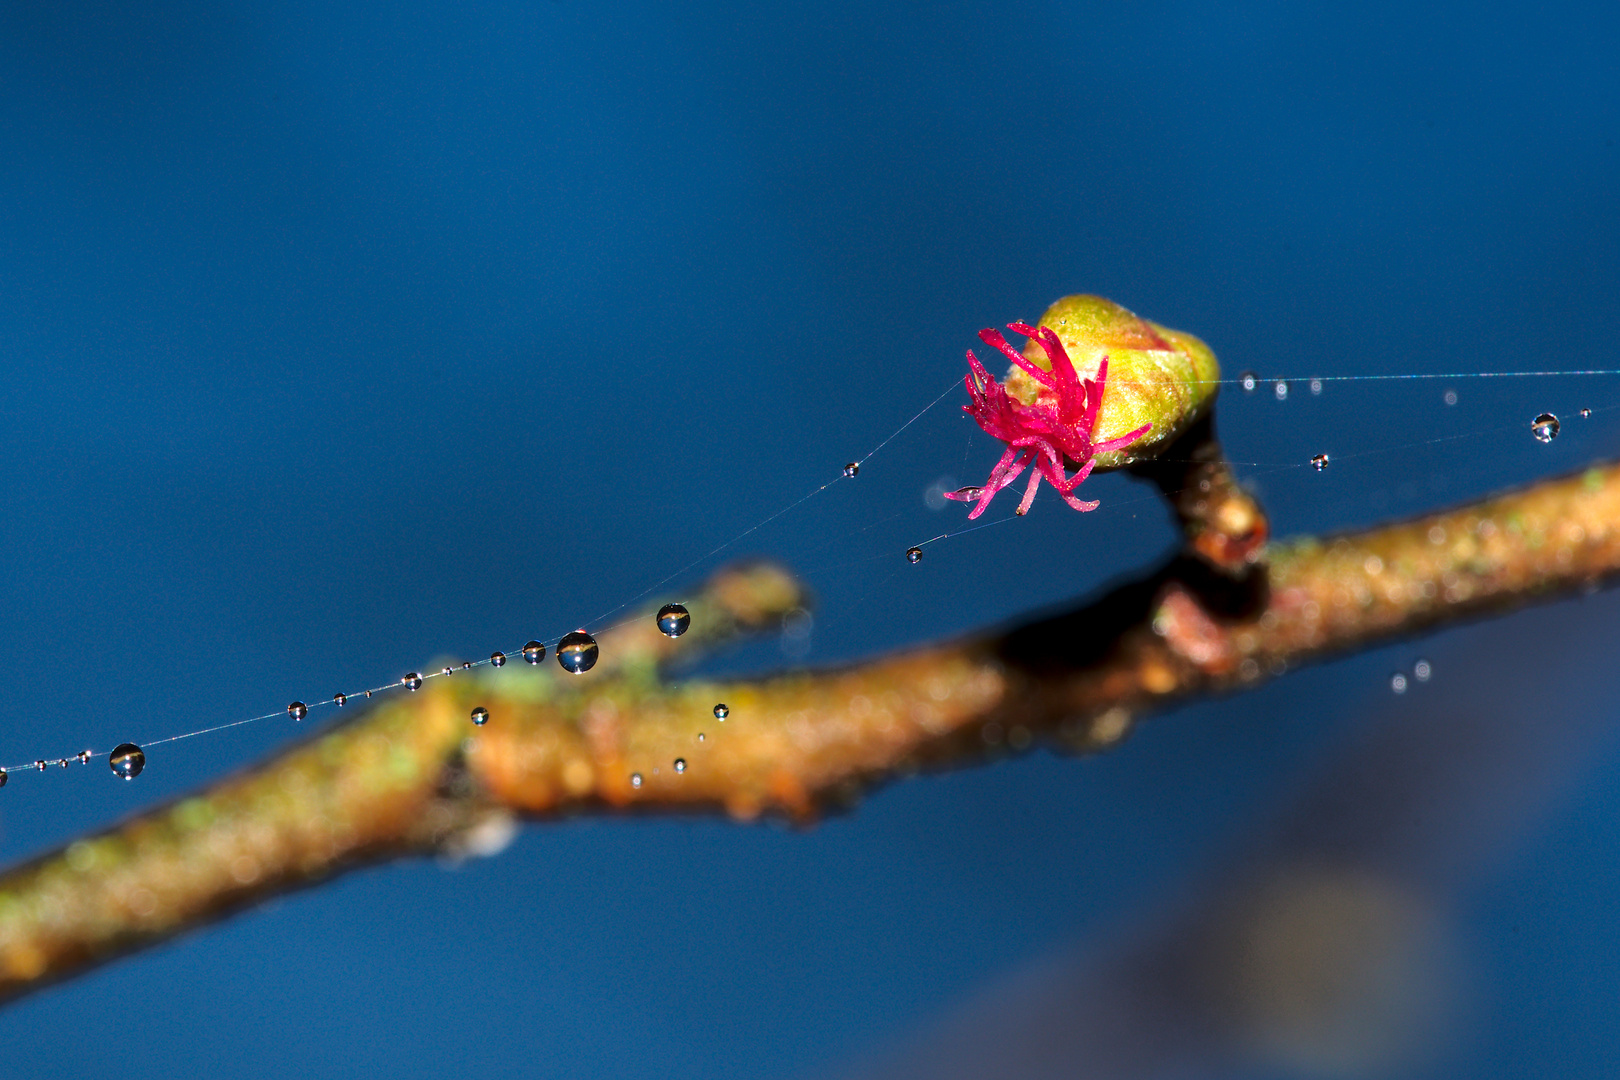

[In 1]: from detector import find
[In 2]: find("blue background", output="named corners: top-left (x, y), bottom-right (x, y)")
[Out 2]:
top-left (0, 1), bottom-right (1618, 1076)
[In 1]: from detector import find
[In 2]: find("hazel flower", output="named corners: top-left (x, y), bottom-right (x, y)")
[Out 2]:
top-left (947, 295), bottom-right (1220, 519)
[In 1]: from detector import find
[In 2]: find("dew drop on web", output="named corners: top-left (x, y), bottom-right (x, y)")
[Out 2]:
top-left (713, 703), bottom-right (729, 720)
top-left (906, 546), bottom-right (923, 564)
top-left (1531, 413), bottom-right (1560, 443)
top-left (1310, 378), bottom-right (1323, 395)
top-left (333, 693), bottom-right (347, 707)
top-left (522, 640), bottom-right (546, 664)
top-left (490, 651), bottom-right (507, 667)
top-left (287, 701), bottom-right (307, 721)
top-left (673, 758), bottom-right (687, 773)
top-left (843, 462), bottom-right (859, 479)
top-left (1311, 453), bottom-right (1330, 471)
top-left (1240, 371), bottom-right (1258, 393)
top-left (470, 706), bottom-right (489, 726)
top-left (631, 772), bottom-right (643, 788)
top-left (556, 630), bottom-right (599, 673)
top-left (1274, 380), bottom-right (1288, 400)
top-left (109, 743), bottom-right (146, 780)
top-left (1580, 408), bottom-right (1592, 419)
top-left (656, 603), bottom-right (691, 638)
top-left (402, 672), bottom-right (423, 691)
top-left (1390, 673), bottom-right (1408, 694)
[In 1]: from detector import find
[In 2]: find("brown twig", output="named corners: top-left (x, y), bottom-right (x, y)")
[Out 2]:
top-left (3, 458), bottom-right (1620, 1004)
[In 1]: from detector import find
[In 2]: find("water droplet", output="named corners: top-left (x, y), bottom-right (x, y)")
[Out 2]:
top-left (33, 761), bottom-right (44, 772)
top-left (1310, 378), bottom-right (1323, 396)
top-left (1311, 453), bottom-right (1330, 471)
top-left (490, 651), bottom-right (507, 667)
top-left (905, 546), bottom-right (923, 564)
top-left (442, 666), bottom-right (454, 677)
top-left (522, 640), bottom-right (546, 664)
top-left (402, 672), bottom-right (423, 691)
top-left (1443, 389), bottom-right (1458, 406)
top-left (462, 661), bottom-right (473, 670)
top-left (697, 732), bottom-right (705, 742)
top-left (0, 769), bottom-right (7, 789)
top-left (630, 772), bottom-right (643, 788)
top-left (77, 750), bottom-right (91, 764)
top-left (109, 743), bottom-right (145, 780)
top-left (1413, 658), bottom-right (1432, 682)
top-left (287, 701), bottom-right (308, 721)
top-left (713, 703), bottom-right (729, 720)
top-left (470, 706), bottom-right (489, 726)
top-left (365, 690), bottom-right (373, 698)
top-left (556, 630), bottom-right (599, 673)
top-left (843, 462), bottom-right (860, 479)
top-left (656, 603), bottom-right (691, 638)
top-left (673, 758), bottom-right (687, 773)
top-left (952, 486), bottom-right (984, 501)
top-left (1580, 408), bottom-right (1593, 419)
top-left (57, 758), bottom-right (69, 768)
top-left (333, 693), bottom-right (347, 707)
top-left (1531, 413), bottom-right (1560, 443)
top-left (1240, 371), bottom-right (1258, 393)
top-left (1274, 380), bottom-right (1288, 400)
top-left (1390, 673), bottom-right (1408, 694)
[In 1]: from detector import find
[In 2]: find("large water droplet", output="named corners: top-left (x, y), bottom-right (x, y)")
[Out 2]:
top-left (673, 758), bottom-right (687, 773)
top-left (630, 772), bottom-right (643, 789)
top-left (1311, 453), bottom-right (1330, 471)
top-left (333, 693), bottom-right (347, 707)
top-left (1531, 413), bottom-right (1560, 443)
top-left (470, 706), bottom-right (489, 727)
top-left (843, 462), bottom-right (860, 479)
top-left (556, 630), bottom-right (599, 673)
top-left (522, 640), bottom-right (547, 664)
top-left (1413, 658), bottom-right (1432, 682)
top-left (287, 701), bottom-right (307, 721)
top-left (109, 743), bottom-right (146, 780)
top-left (402, 672), bottom-right (423, 691)
top-left (905, 546), bottom-right (923, 564)
top-left (1390, 673), bottom-right (1408, 694)
top-left (0, 769), bottom-right (7, 788)
top-left (1240, 371), bottom-right (1258, 393)
top-left (656, 603), bottom-right (691, 638)
top-left (713, 703), bottom-right (729, 720)
top-left (490, 651), bottom-right (507, 668)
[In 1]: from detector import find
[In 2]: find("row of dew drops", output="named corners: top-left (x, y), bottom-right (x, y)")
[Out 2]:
top-left (1236, 369), bottom-right (1580, 456)
top-left (4, 373), bottom-right (1581, 787)
top-left (3, 603), bottom-right (732, 789)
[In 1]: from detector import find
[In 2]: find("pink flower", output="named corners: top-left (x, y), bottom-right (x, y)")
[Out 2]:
top-left (945, 322), bottom-right (1151, 519)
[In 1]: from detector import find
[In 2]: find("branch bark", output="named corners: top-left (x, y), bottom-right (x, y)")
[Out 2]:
top-left (3, 453), bottom-right (1619, 1005)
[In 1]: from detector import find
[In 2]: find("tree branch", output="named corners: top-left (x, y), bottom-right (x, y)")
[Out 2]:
top-left (3, 454), bottom-right (1619, 1004)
